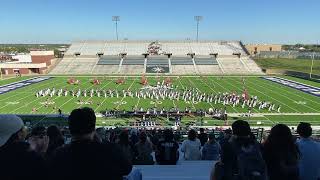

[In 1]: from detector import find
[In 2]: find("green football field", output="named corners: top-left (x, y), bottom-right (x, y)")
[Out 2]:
top-left (0, 75), bottom-right (319, 127)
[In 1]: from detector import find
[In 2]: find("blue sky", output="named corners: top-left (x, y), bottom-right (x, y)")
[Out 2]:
top-left (0, 0), bottom-right (319, 44)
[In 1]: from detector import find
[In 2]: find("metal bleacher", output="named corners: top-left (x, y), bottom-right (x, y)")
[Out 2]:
top-left (170, 56), bottom-right (194, 65)
top-left (122, 55), bottom-right (145, 65)
top-left (49, 40), bottom-right (263, 75)
top-left (97, 55), bottom-right (121, 65)
top-left (147, 56), bottom-right (169, 65)
top-left (194, 56), bottom-right (218, 65)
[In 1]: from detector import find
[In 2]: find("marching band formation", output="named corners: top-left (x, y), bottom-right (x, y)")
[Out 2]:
top-left (35, 80), bottom-right (281, 113)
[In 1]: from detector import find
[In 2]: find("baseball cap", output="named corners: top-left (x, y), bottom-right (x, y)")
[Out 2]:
top-left (0, 115), bottom-right (24, 147)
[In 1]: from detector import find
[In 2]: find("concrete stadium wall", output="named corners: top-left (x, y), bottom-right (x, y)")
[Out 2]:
top-left (246, 44), bottom-right (282, 55)
top-left (31, 55), bottom-right (54, 66)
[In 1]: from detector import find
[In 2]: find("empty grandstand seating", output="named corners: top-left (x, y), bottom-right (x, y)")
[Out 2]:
top-left (92, 65), bottom-right (120, 74)
top-left (170, 56), bottom-right (194, 65)
top-left (119, 65), bottom-right (145, 74)
top-left (194, 56), bottom-right (218, 65)
top-left (125, 42), bottom-right (149, 55)
top-left (97, 55), bottom-right (121, 65)
top-left (49, 41), bottom-right (263, 75)
top-left (197, 65), bottom-right (222, 74)
top-left (81, 42), bottom-right (105, 55)
top-left (147, 56), bottom-right (169, 65)
top-left (122, 56), bottom-right (145, 65)
top-left (216, 57), bottom-right (248, 74)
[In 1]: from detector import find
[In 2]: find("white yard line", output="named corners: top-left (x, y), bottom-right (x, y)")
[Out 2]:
top-left (94, 78), bottom-right (127, 111)
top-left (228, 78), bottom-right (300, 113)
top-left (0, 77), bottom-right (59, 102)
top-left (54, 79), bottom-right (99, 113)
top-left (177, 77), bottom-right (196, 110)
top-left (8, 79), bottom-right (68, 113)
top-left (257, 78), bottom-right (320, 105)
top-left (204, 77), bottom-right (240, 113)
top-left (115, 77), bottom-right (137, 109)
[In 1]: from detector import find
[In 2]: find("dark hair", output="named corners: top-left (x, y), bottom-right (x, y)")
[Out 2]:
top-left (47, 125), bottom-right (64, 154)
top-left (188, 129), bottom-right (197, 141)
top-left (297, 122), bottom-right (312, 138)
top-left (68, 107), bottom-right (96, 135)
top-left (224, 129), bottom-right (232, 135)
top-left (163, 129), bottom-right (174, 141)
top-left (232, 120), bottom-right (251, 136)
top-left (119, 130), bottom-right (129, 145)
top-left (208, 131), bottom-right (215, 141)
top-left (139, 131), bottom-right (147, 143)
top-left (264, 124), bottom-right (299, 159)
top-left (31, 126), bottom-right (46, 136)
top-left (200, 128), bottom-right (204, 133)
top-left (47, 125), bottom-right (63, 140)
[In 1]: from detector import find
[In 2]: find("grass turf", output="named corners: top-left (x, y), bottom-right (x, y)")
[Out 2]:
top-left (1, 75), bottom-right (319, 126)
top-left (254, 58), bottom-right (320, 75)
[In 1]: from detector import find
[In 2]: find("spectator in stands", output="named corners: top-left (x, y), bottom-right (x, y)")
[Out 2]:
top-left (218, 128), bottom-right (232, 147)
top-left (212, 120), bottom-right (266, 180)
top-left (0, 115), bottom-right (48, 180)
top-left (296, 122), bottom-right (320, 180)
top-left (198, 128), bottom-right (208, 146)
top-left (46, 125), bottom-right (64, 156)
top-left (118, 130), bottom-right (134, 163)
top-left (202, 132), bottom-right (221, 161)
top-left (28, 125), bottom-right (49, 156)
top-left (50, 107), bottom-right (132, 180)
top-left (130, 128), bottom-right (139, 145)
top-left (150, 129), bottom-right (160, 148)
top-left (134, 131), bottom-right (154, 165)
top-left (181, 129), bottom-right (201, 160)
top-left (95, 127), bottom-right (108, 144)
top-left (263, 124), bottom-right (300, 180)
top-left (155, 129), bottom-right (179, 165)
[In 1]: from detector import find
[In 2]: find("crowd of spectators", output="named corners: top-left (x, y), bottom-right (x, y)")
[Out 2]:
top-left (0, 107), bottom-right (319, 180)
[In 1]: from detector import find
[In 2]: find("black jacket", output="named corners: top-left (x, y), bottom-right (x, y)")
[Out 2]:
top-left (49, 140), bottom-right (132, 180)
top-left (0, 142), bottom-right (48, 180)
top-left (156, 140), bottom-right (179, 165)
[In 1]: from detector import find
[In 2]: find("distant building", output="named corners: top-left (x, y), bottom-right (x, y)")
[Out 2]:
top-left (245, 44), bottom-right (282, 55)
top-left (0, 50), bottom-right (55, 75)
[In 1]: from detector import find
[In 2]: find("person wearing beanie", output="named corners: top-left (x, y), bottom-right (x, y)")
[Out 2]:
top-left (0, 115), bottom-right (48, 180)
top-left (49, 107), bottom-right (132, 180)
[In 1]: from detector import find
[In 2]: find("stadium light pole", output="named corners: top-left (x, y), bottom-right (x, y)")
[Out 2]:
top-left (112, 16), bottom-right (120, 41)
top-left (194, 16), bottom-right (203, 42)
top-left (310, 52), bottom-right (315, 79)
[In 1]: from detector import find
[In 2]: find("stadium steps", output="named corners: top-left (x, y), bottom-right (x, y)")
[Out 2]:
top-left (168, 58), bottom-right (172, 73)
top-left (217, 57), bottom-right (248, 74)
top-left (241, 57), bottom-right (264, 74)
top-left (46, 58), bottom-right (63, 74)
top-left (118, 58), bottom-right (124, 73)
top-left (192, 58), bottom-right (199, 74)
top-left (196, 65), bottom-right (223, 75)
top-left (144, 58), bottom-right (147, 73)
top-left (239, 57), bottom-right (251, 72)
top-left (215, 58), bottom-right (225, 74)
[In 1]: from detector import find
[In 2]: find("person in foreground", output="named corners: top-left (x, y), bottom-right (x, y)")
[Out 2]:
top-left (156, 129), bottom-right (179, 165)
top-left (212, 120), bottom-right (267, 180)
top-left (296, 122), bottom-right (320, 180)
top-left (263, 124), bottom-right (300, 180)
top-left (50, 107), bottom-right (132, 180)
top-left (181, 129), bottom-right (201, 160)
top-left (0, 115), bottom-right (48, 180)
top-left (202, 132), bottom-right (221, 161)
